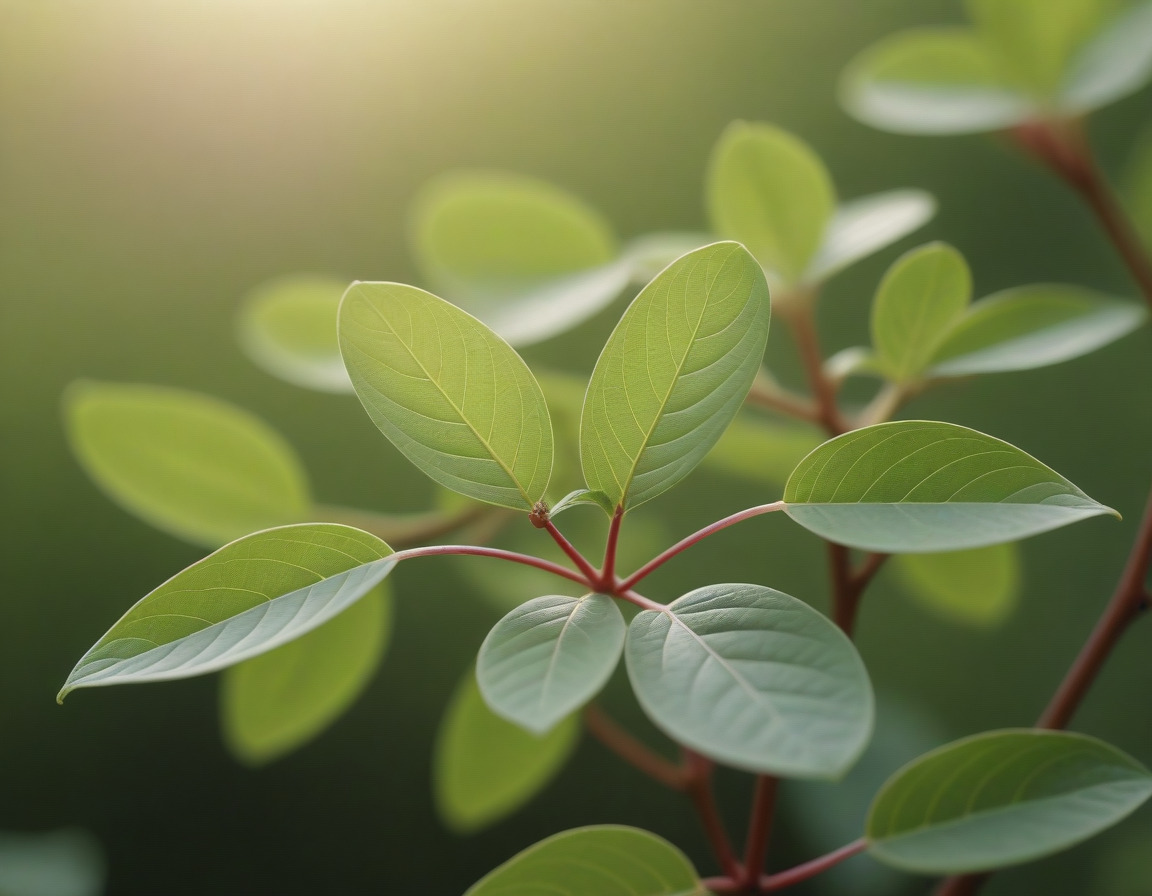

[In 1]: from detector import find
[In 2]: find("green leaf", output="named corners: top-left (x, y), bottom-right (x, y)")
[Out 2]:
top-left (58, 524), bottom-right (395, 701)
top-left (626, 583), bottom-right (873, 779)
top-left (477, 594), bottom-right (625, 735)
top-left (894, 544), bottom-right (1021, 626)
top-left (867, 729), bottom-right (1152, 874)
top-left (871, 243), bottom-right (971, 383)
top-left (706, 122), bottom-right (836, 285)
top-left (704, 416), bottom-right (823, 487)
top-left (65, 382), bottom-right (311, 549)
top-left (220, 581), bottom-right (392, 765)
top-left (1060, 1), bottom-right (1152, 112)
top-left (623, 232), bottom-right (715, 285)
top-left (783, 421), bottom-right (1115, 552)
top-left (580, 242), bottom-right (771, 511)
top-left (0, 829), bottom-right (105, 896)
top-left (339, 282), bottom-right (554, 510)
top-left (548, 489), bottom-right (616, 518)
top-left (236, 274), bottom-right (352, 393)
top-left (927, 285), bottom-right (1145, 377)
top-left (465, 826), bottom-right (704, 896)
top-left (434, 668), bottom-right (578, 834)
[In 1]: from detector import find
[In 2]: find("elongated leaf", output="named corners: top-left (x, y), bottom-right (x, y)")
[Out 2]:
top-left (580, 242), bottom-right (771, 511)
top-left (466, 826), bottom-right (704, 896)
top-left (867, 729), bottom-right (1152, 874)
top-left (237, 274), bottom-right (352, 392)
top-left (894, 544), bottom-right (1021, 626)
top-left (704, 416), bottom-right (823, 487)
top-left (434, 669), bottom-right (578, 833)
top-left (65, 382), bottom-right (311, 548)
top-left (220, 581), bottom-right (391, 765)
top-left (0, 829), bottom-right (105, 896)
top-left (626, 583), bottom-right (873, 779)
top-left (478, 594), bottom-right (624, 735)
top-left (339, 282), bottom-right (553, 510)
top-left (58, 524), bottom-right (394, 700)
top-left (706, 122), bottom-right (835, 285)
top-left (1061, 1), bottom-right (1152, 111)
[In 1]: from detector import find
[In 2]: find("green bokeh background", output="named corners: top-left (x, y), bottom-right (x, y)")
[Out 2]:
top-left (2, 1), bottom-right (1151, 893)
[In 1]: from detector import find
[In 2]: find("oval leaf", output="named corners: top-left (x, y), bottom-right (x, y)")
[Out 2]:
top-left (894, 543), bottom-right (1021, 627)
top-left (65, 381), bottom-right (311, 548)
top-left (580, 242), bottom-right (771, 511)
top-left (1062, 2), bottom-right (1152, 112)
top-left (478, 594), bottom-right (625, 735)
top-left (339, 282), bottom-right (554, 510)
top-left (867, 729), bottom-right (1152, 874)
top-left (0, 829), bottom-right (105, 896)
top-left (784, 421), bottom-right (1115, 552)
top-left (220, 581), bottom-right (392, 765)
top-left (465, 826), bottom-right (704, 896)
top-left (58, 524), bottom-right (395, 700)
top-left (626, 583), bottom-right (874, 779)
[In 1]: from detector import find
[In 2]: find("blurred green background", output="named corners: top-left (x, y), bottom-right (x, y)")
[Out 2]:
top-left (2, 1), bottom-right (1151, 893)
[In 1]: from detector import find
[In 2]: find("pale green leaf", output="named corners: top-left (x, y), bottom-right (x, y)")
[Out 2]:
top-left (0, 829), bottom-right (105, 896)
top-left (706, 122), bottom-right (836, 285)
top-left (783, 421), bottom-right (1115, 552)
top-left (894, 544), bottom-right (1021, 626)
top-left (58, 524), bottom-right (394, 700)
top-left (65, 381), bottom-right (311, 549)
top-left (434, 668), bottom-right (578, 833)
top-left (580, 242), bottom-right (771, 511)
top-left (220, 581), bottom-right (392, 765)
top-left (339, 282), bottom-right (553, 510)
top-left (626, 583), bottom-right (874, 779)
top-left (867, 729), bottom-right (1152, 873)
top-left (236, 274), bottom-right (352, 393)
top-left (465, 826), bottom-right (704, 896)
top-left (548, 488), bottom-right (616, 518)
top-left (1061, 2), bottom-right (1152, 112)
top-left (703, 416), bottom-right (823, 487)
top-left (623, 232), bottom-right (714, 285)
top-left (478, 594), bottom-right (624, 735)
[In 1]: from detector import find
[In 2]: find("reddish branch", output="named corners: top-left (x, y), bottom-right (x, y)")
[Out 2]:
top-left (582, 704), bottom-right (688, 791)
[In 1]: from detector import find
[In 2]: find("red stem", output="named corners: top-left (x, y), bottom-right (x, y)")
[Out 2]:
top-left (601, 505), bottom-right (625, 586)
top-left (391, 544), bottom-right (590, 588)
top-left (742, 775), bottom-right (779, 888)
top-left (782, 303), bottom-right (850, 437)
top-left (761, 838), bottom-right (868, 890)
top-left (543, 519), bottom-right (602, 584)
top-left (684, 750), bottom-right (744, 883)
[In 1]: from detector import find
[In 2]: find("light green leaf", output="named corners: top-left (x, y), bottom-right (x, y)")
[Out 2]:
top-left (867, 729), bottom-right (1152, 874)
top-left (928, 285), bottom-right (1145, 377)
top-left (0, 829), bottom-right (105, 896)
top-left (339, 282), bottom-right (553, 510)
top-left (237, 274), bottom-right (352, 393)
top-left (704, 416), bottom-right (823, 487)
top-left (580, 242), bottom-right (771, 511)
top-left (58, 524), bottom-right (394, 701)
top-left (1061, 2), bottom-right (1152, 112)
top-left (465, 826), bottom-right (704, 896)
top-left (783, 421), bottom-right (1115, 552)
top-left (478, 594), bottom-right (624, 735)
top-left (623, 232), bottom-right (715, 285)
top-left (871, 243), bottom-right (971, 383)
top-left (220, 581), bottom-right (391, 765)
top-left (894, 544), bottom-right (1021, 626)
top-left (706, 122), bottom-right (836, 285)
top-left (434, 668), bottom-right (578, 834)
top-left (626, 583), bottom-right (873, 779)
top-left (65, 381), bottom-right (311, 549)
top-left (549, 489), bottom-right (616, 518)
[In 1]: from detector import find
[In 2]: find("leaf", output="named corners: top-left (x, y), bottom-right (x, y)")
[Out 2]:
top-left (783, 421), bottom-right (1115, 552)
top-left (623, 232), bottom-right (715, 285)
top-left (626, 583), bottom-right (874, 779)
top-left (548, 489), bottom-right (616, 518)
top-left (465, 826), bottom-right (704, 896)
top-left (434, 668), bottom-right (578, 834)
top-left (65, 381), bottom-right (311, 549)
top-left (220, 581), bottom-right (392, 765)
top-left (580, 242), bottom-right (771, 511)
top-left (706, 122), bottom-right (836, 285)
top-left (704, 416), bottom-right (823, 487)
top-left (236, 274), bottom-right (352, 393)
top-left (894, 543), bottom-right (1021, 626)
top-left (1060, 1), bottom-right (1152, 112)
top-left (339, 282), bottom-right (554, 510)
top-left (477, 594), bottom-right (625, 735)
top-left (0, 829), bottom-right (105, 896)
top-left (867, 729), bottom-right (1152, 874)
top-left (805, 190), bottom-right (937, 285)
top-left (58, 524), bottom-right (395, 700)
top-left (927, 285), bottom-right (1145, 377)
top-left (871, 243), bottom-right (971, 383)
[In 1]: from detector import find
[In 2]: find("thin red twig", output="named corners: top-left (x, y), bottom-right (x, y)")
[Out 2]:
top-left (543, 518), bottom-right (602, 583)
top-left (742, 775), bottom-right (779, 888)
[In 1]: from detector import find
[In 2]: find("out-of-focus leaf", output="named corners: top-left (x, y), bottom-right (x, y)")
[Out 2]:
top-left (704, 416), bottom-right (823, 487)
top-left (0, 829), bottom-right (105, 896)
top-left (1060, 1), bottom-right (1152, 112)
top-left (893, 544), bottom-right (1021, 626)
top-left (535, 370), bottom-right (587, 496)
top-left (623, 232), bottom-right (714, 284)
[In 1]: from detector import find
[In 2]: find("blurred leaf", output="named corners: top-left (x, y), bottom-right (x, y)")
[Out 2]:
top-left (704, 415), bottom-right (823, 487)
top-left (706, 121), bottom-right (835, 285)
top-left (65, 381), bottom-right (311, 549)
top-left (784, 421), bottom-right (1115, 552)
top-left (465, 826), bottom-right (703, 896)
top-left (622, 231), bottom-right (714, 284)
top-left (339, 282), bottom-right (553, 511)
top-left (434, 668), bottom-right (578, 834)
top-left (236, 274), bottom-right (352, 393)
top-left (59, 524), bottom-right (394, 700)
top-left (1060, 1), bottom-right (1152, 112)
top-left (893, 544), bottom-right (1021, 626)
top-left (581, 242), bottom-right (771, 511)
top-left (626, 583), bottom-right (873, 779)
top-left (220, 581), bottom-right (392, 765)
top-left (0, 829), bottom-right (105, 896)
top-left (478, 594), bottom-right (624, 735)
top-left (867, 729), bottom-right (1152, 873)
top-left (536, 369), bottom-right (590, 497)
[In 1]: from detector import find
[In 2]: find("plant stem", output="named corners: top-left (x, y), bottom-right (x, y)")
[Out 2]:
top-left (543, 518), bottom-right (602, 584)
top-left (742, 775), bottom-right (779, 888)
top-left (582, 703), bottom-right (689, 791)
top-left (781, 303), bottom-right (850, 437)
top-left (746, 372), bottom-right (823, 424)
top-left (313, 503), bottom-right (489, 547)
top-left (827, 544), bottom-right (888, 636)
top-left (601, 506), bottom-right (625, 585)
top-left (760, 838), bottom-right (868, 890)
top-left (684, 750), bottom-right (744, 883)
top-left (390, 544), bottom-right (590, 587)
